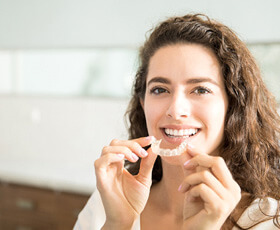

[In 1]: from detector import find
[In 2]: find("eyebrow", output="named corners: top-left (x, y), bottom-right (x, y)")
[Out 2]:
top-left (186, 77), bottom-right (220, 87)
top-left (147, 77), bottom-right (171, 86)
top-left (147, 76), bottom-right (220, 87)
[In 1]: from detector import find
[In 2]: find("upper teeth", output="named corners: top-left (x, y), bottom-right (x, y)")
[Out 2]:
top-left (165, 128), bottom-right (198, 137)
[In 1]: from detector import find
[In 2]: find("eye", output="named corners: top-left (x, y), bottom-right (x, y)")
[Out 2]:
top-left (149, 87), bottom-right (169, 95)
top-left (193, 86), bottom-right (212, 95)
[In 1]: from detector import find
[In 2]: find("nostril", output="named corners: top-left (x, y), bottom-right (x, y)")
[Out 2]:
top-left (166, 98), bottom-right (191, 119)
top-left (166, 110), bottom-right (190, 119)
top-left (181, 114), bottom-right (189, 118)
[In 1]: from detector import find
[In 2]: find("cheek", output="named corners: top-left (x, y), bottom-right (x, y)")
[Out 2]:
top-left (200, 95), bottom-right (227, 127)
top-left (197, 99), bottom-right (227, 152)
top-left (144, 102), bottom-right (156, 134)
top-left (144, 100), bottom-right (165, 134)
top-left (208, 110), bottom-right (226, 139)
top-left (208, 104), bottom-right (227, 127)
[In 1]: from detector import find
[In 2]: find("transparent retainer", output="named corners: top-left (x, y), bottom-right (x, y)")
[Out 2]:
top-left (151, 138), bottom-right (190, 156)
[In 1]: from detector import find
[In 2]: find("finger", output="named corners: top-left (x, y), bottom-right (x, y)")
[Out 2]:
top-left (132, 136), bottom-right (155, 147)
top-left (188, 183), bottom-right (224, 215)
top-left (94, 153), bottom-right (125, 188)
top-left (178, 170), bottom-right (228, 200)
top-left (186, 145), bottom-right (207, 157)
top-left (181, 146), bottom-right (207, 175)
top-left (94, 153), bottom-right (125, 171)
top-left (110, 136), bottom-right (155, 148)
top-left (102, 145), bottom-right (140, 162)
top-left (109, 136), bottom-right (154, 158)
top-left (184, 155), bottom-right (234, 189)
top-left (137, 147), bottom-right (158, 185)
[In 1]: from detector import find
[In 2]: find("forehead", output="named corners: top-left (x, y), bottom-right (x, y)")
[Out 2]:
top-left (147, 44), bottom-right (223, 84)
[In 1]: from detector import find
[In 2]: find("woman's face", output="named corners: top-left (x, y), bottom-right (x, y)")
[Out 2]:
top-left (142, 44), bottom-right (228, 161)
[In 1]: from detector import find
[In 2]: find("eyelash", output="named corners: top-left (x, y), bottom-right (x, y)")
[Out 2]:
top-left (193, 86), bottom-right (212, 95)
top-left (149, 87), bottom-right (169, 95)
top-left (149, 86), bottom-right (212, 96)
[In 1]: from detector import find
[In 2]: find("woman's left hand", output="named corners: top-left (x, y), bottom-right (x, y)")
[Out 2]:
top-left (179, 153), bottom-right (241, 230)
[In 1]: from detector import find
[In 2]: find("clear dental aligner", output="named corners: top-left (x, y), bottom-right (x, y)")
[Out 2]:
top-left (151, 138), bottom-right (189, 156)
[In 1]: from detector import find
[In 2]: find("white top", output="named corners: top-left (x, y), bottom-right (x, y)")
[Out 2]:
top-left (74, 191), bottom-right (279, 230)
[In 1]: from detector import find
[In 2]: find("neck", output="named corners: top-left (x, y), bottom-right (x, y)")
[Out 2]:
top-left (152, 160), bottom-right (187, 218)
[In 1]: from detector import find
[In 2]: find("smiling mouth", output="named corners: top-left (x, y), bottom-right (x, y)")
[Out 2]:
top-left (163, 128), bottom-right (199, 138)
top-left (152, 128), bottom-right (199, 156)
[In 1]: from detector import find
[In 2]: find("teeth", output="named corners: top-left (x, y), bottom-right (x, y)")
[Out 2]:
top-left (165, 128), bottom-right (198, 137)
top-left (151, 138), bottom-right (190, 156)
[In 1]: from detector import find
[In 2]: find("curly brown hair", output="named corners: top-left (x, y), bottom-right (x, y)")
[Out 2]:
top-left (125, 13), bottom-right (280, 229)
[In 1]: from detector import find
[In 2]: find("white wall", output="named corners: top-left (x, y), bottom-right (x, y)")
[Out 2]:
top-left (0, 95), bottom-right (129, 192)
top-left (0, 96), bottom-right (128, 159)
top-left (0, 0), bottom-right (280, 49)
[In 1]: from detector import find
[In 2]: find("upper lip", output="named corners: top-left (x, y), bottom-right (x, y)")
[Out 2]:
top-left (160, 124), bottom-right (201, 130)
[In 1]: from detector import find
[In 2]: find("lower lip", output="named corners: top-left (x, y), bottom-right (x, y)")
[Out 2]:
top-left (160, 129), bottom-right (198, 146)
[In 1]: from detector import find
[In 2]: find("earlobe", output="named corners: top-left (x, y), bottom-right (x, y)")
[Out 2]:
top-left (140, 98), bottom-right (144, 109)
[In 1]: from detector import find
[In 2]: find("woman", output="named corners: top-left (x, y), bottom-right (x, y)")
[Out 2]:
top-left (74, 14), bottom-right (280, 229)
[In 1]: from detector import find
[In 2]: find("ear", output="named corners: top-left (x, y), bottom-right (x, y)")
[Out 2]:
top-left (140, 98), bottom-right (144, 110)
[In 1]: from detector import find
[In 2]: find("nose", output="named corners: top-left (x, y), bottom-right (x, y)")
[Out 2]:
top-left (166, 92), bottom-right (190, 119)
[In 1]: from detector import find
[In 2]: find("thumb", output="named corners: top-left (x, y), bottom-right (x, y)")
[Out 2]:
top-left (137, 148), bottom-right (158, 185)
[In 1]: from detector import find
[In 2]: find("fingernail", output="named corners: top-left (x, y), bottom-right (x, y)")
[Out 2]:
top-left (184, 160), bottom-right (191, 166)
top-left (178, 184), bottom-right (182, 192)
top-left (141, 149), bottom-right (148, 157)
top-left (184, 161), bottom-right (197, 170)
top-left (184, 160), bottom-right (196, 169)
top-left (132, 153), bottom-right (139, 161)
top-left (146, 136), bottom-right (156, 142)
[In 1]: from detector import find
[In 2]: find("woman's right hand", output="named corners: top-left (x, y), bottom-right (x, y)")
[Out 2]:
top-left (94, 136), bottom-right (157, 230)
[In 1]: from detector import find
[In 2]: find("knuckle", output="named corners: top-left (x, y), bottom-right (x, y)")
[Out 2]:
top-left (210, 199), bottom-right (231, 216)
top-left (124, 148), bottom-right (133, 156)
top-left (235, 186), bottom-right (242, 201)
top-left (110, 139), bottom-right (119, 146)
top-left (214, 156), bottom-right (225, 166)
top-left (215, 203), bottom-right (229, 216)
top-left (236, 183), bottom-right (242, 194)
top-left (94, 155), bottom-right (109, 170)
top-left (237, 192), bottom-right (242, 201)
top-left (102, 146), bottom-right (109, 153)
top-left (200, 170), bottom-right (210, 181)
top-left (94, 158), bottom-right (101, 169)
top-left (235, 184), bottom-right (241, 193)
top-left (197, 183), bottom-right (207, 191)
top-left (131, 142), bottom-right (141, 150)
top-left (231, 181), bottom-right (242, 199)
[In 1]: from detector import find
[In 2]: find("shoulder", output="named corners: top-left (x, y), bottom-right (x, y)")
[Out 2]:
top-left (234, 197), bottom-right (279, 229)
top-left (73, 190), bottom-right (106, 230)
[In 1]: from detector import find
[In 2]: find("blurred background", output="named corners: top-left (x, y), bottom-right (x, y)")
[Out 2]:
top-left (0, 0), bottom-right (279, 229)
